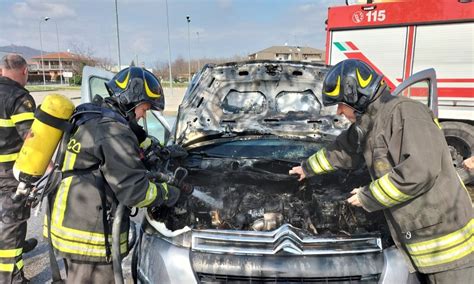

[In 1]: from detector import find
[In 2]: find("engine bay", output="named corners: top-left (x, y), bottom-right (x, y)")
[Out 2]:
top-left (149, 158), bottom-right (392, 246)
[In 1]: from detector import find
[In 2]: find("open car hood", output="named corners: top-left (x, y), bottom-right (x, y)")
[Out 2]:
top-left (173, 60), bottom-right (350, 147)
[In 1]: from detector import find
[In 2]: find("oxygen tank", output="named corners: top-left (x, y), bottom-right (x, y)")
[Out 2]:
top-left (13, 94), bottom-right (75, 185)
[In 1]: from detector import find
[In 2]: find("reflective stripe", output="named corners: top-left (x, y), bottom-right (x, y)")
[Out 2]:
top-left (370, 174), bottom-right (412, 207)
top-left (52, 176), bottom-right (128, 242)
top-left (0, 152), bottom-right (19, 162)
top-left (308, 153), bottom-right (325, 174)
top-left (407, 219), bottom-right (474, 255)
top-left (10, 112), bottom-right (34, 124)
top-left (54, 177), bottom-right (73, 226)
top-left (0, 263), bottom-right (14, 272)
top-left (0, 118), bottom-right (15, 127)
top-left (51, 234), bottom-right (128, 257)
top-left (307, 148), bottom-right (335, 174)
top-left (407, 219), bottom-right (473, 268)
top-left (433, 118), bottom-right (442, 129)
top-left (135, 182), bottom-right (158, 207)
top-left (410, 237), bottom-right (473, 268)
top-left (140, 137), bottom-right (152, 149)
top-left (50, 224), bottom-right (128, 245)
top-left (378, 174), bottom-right (411, 202)
top-left (16, 259), bottom-right (24, 270)
top-left (316, 149), bottom-right (334, 172)
top-left (61, 151), bottom-right (77, 171)
top-left (0, 248), bottom-right (22, 258)
top-left (369, 181), bottom-right (398, 207)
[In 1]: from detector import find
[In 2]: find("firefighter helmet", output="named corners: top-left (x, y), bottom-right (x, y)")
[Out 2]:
top-left (322, 59), bottom-right (383, 112)
top-left (106, 66), bottom-right (165, 111)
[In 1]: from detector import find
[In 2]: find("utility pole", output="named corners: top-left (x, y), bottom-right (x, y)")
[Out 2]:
top-left (38, 17), bottom-right (48, 88)
top-left (196, 31), bottom-right (201, 71)
top-left (165, 0), bottom-right (173, 95)
top-left (48, 18), bottom-right (64, 85)
top-left (186, 15), bottom-right (191, 82)
top-left (114, 0), bottom-right (122, 69)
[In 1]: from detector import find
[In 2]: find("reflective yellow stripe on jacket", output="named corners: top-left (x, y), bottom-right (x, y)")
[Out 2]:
top-left (0, 118), bottom-right (15, 127)
top-left (134, 181), bottom-right (160, 208)
top-left (0, 112), bottom-right (34, 128)
top-left (369, 174), bottom-right (412, 207)
top-left (0, 248), bottom-right (23, 272)
top-left (50, 176), bottom-right (129, 258)
top-left (406, 219), bottom-right (473, 268)
top-left (0, 152), bottom-right (19, 163)
top-left (308, 148), bottom-right (335, 174)
top-left (10, 112), bottom-right (34, 124)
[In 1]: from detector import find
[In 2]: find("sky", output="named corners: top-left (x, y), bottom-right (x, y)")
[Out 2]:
top-left (0, 0), bottom-right (344, 67)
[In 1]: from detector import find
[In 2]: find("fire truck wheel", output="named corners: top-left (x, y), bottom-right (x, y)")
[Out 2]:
top-left (441, 121), bottom-right (474, 168)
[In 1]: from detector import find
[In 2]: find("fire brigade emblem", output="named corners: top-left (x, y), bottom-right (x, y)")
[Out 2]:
top-left (352, 11), bottom-right (364, 23)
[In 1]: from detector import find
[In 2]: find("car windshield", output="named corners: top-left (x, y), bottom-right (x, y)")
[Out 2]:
top-left (189, 137), bottom-right (324, 161)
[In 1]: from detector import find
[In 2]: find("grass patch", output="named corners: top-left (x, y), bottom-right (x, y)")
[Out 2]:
top-left (161, 82), bottom-right (189, 88)
top-left (26, 85), bottom-right (81, 92)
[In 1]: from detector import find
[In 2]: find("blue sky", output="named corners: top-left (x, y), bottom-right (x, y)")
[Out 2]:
top-left (0, 0), bottom-right (343, 67)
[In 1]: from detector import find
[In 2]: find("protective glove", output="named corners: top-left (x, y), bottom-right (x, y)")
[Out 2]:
top-left (163, 184), bottom-right (181, 207)
top-left (166, 145), bottom-right (188, 159)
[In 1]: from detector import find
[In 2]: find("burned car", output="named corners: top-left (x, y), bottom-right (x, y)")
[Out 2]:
top-left (80, 61), bottom-right (431, 283)
top-left (123, 60), bottom-right (426, 284)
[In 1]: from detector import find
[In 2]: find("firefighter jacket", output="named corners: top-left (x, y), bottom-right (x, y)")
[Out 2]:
top-left (45, 102), bottom-right (176, 262)
top-left (302, 89), bottom-right (473, 274)
top-left (0, 76), bottom-right (35, 174)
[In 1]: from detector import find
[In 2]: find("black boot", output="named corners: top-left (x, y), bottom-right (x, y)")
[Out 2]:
top-left (23, 238), bottom-right (38, 254)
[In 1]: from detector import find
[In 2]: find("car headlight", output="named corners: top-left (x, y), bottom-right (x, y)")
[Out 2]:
top-left (145, 211), bottom-right (193, 248)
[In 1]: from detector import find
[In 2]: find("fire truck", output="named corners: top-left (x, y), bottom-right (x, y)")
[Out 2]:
top-left (325, 0), bottom-right (474, 166)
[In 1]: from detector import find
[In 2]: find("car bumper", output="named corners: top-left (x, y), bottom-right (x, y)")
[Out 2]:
top-left (136, 232), bottom-right (418, 284)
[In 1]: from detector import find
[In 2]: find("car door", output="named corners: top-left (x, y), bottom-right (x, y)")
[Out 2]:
top-left (391, 68), bottom-right (438, 116)
top-left (80, 66), bottom-right (171, 142)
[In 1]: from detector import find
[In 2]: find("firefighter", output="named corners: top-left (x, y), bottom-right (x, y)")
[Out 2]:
top-left (290, 59), bottom-right (473, 282)
top-left (46, 66), bottom-right (187, 283)
top-left (0, 54), bottom-right (38, 283)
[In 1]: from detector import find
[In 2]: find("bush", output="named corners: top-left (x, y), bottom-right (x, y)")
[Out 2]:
top-left (70, 75), bottom-right (82, 86)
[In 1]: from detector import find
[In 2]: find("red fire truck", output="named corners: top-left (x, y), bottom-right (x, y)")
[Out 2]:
top-left (325, 0), bottom-right (473, 166)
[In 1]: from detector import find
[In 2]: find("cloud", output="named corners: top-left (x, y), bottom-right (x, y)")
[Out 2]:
top-left (12, 0), bottom-right (76, 20)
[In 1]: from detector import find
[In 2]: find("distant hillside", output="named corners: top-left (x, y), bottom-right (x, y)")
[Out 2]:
top-left (0, 45), bottom-right (50, 60)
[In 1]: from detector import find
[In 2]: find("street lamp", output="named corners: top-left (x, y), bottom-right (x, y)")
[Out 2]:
top-left (38, 17), bottom-right (49, 87)
top-left (114, 0), bottom-right (122, 69)
top-left (186, 15), bottom-right (191, 82)
top-left (196, 31), bottom-right (201, 71)
top-left (44, 17), bottom-right (63, 85)
top-left (165, 0), bottom-right (173, 95)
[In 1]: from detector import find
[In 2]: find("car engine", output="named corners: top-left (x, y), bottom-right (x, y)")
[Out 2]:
top-left (150, 158), bottom-right (392, 245)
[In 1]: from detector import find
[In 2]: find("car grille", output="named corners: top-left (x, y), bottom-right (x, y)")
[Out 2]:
top-left (192, 224), bottom-right (382, 255)
top-left (197, 272), bottom-right (380, 283)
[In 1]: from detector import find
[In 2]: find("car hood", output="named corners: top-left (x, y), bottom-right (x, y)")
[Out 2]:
top-left (172, 60), bottom-right (350, 147)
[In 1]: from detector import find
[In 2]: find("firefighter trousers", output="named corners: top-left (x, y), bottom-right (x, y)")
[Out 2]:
top-left (65, 259), bottom-right (115, 284)
top-left (424, 261), bottom-right (474, 284)
top-left (0, 177), bottom-right (30, 284)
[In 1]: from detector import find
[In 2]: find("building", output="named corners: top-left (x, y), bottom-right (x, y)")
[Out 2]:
top-left (29, 52), bottom-right (81, 83)
top-left (248, 46), bottom-right (325, 63)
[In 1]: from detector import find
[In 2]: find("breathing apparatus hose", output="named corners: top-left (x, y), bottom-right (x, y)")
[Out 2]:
top-left (112, 203), bottom-right (126, 284)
